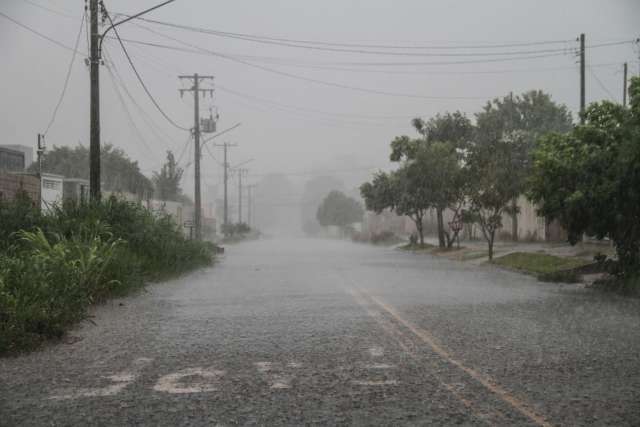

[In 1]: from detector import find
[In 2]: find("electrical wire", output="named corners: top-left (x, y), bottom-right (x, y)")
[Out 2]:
top-left (176, 132), bottom-right (192, 165)
top-left (132, 16), bottom-right (576, 51)
top-left (17, 0), bottom-right (77, 19)
top-left (104, 49), bottom-right (159, 158)
top-left (102, 8), bottom-right (190, 131)
top-left (42, 11), bottom-right (85, 135)
top-left (131, 26), bottom-right (493, 100)
top-left (106, 48), bottom-right (179, 150)
top-left (0, 10), bottom-right (80, 52)
top-left (588, 66), bottom-right (617, 102)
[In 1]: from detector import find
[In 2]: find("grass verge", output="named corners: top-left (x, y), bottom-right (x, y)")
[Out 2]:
top-left (493, 252), bottom-right (591, 283)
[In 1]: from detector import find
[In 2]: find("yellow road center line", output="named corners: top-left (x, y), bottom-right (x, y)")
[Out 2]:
top-left (359, 289), bottom-right (553, 427)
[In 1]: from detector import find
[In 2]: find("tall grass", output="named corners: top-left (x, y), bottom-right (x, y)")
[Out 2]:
top-left (0, 195), bottom-right (215, 355)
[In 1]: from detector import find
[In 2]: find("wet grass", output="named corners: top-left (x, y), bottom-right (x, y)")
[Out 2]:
top-left (493, 252), bottom-right (591, 283)
top-left (398, 242), bottom-right (436, 252)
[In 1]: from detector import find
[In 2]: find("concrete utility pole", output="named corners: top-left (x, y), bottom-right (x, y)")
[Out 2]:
top-left (214, 142), bottom-right (237, 230)
top-left (89, 0), bottom-right (177, 201)
top-left (179, 74), bottom-right (214, 240)
top-left (237, 168), bottom-right (247, 223)
top-left (246, 184), bottom-right (257, 228)
top-left (36, 133), bottom-right (45, 177)
top-left (623, 62), bottom-right (628, 107)
top-left (580, 33), bottom-right (586, 123)
top-left (89, 0), bottom-right (101, 200)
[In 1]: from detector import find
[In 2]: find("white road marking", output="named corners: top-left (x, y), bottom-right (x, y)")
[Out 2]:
top-left (50, 358), bottom-right (152, 400)
top-left (286, 362), bottom-right (302, 368)
top-left (254, 362), bottom-right (272, 373)
top-left (353, 380), bottom-right (399, 386)
top-left (368, 346), bottom-right (384, 357)
top-left (153, 367), bottom-right (225, 394)
top-left (365, 363), bottom-right (395, 370)
top-left (270, 376), bottom-right (291, 389)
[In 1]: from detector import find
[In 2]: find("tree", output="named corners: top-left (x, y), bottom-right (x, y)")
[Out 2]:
top-left (32, 144), bottom-right (153, 198)
top-left (316, 190), bottom-right (364, 235)
top-left (475, 91), bottom-right (573, 240)
top-left (301, 175), bottom-right (344, 235)
top-left (465, 132), bottom-right (524, 261)
top-left (361, 166), bottom-right (431, 246)
top-left (529, 77), bottom-right (640, 278)
top-left (391, 111), bottom-right (472, 248)
top-left (152, 151), bottom-right (184, 202)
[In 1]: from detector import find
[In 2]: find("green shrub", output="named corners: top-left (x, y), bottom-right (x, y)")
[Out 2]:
top-left (0, 196), bottom-right (215, 355)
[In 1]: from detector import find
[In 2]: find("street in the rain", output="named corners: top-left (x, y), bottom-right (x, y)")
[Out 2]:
top-left (2, 238), bottom-right (639, 426)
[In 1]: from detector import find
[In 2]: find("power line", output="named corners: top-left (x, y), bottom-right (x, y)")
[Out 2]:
top-left (105, 48), bottom-right (178, 150)
top-left (588, 65), bottom-right (617, 102)
top-left (43, 11), bottom-right (85, 135)
top-left (102, 8), bottom-right (190, 131)
top-left (130, 26), bottom-right (494, 100)
top-left (17, 0), bottom-right (78, 19)
top-left (132, 17), bottom-right (577, 52)
top-left (0, 10), bottom-right (80, 52)
top-left (104, 49), bottom-right (159, 158)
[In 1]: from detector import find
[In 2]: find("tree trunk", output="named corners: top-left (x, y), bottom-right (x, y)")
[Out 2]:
top-left (488, 232), bottom-right (495, 261)
top-left (436, 207), bottom-right (446, 248)
top-left (416, 218), bottom-right (425, 246)
top-left (511, 198), bottom-right (518, 242)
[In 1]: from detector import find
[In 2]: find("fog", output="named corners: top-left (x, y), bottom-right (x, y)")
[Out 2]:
top-left (1, 0), bottom-right (638, 234)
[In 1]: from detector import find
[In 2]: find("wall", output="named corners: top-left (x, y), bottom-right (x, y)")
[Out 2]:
top-left (0, 173), bottom-right (39, 203)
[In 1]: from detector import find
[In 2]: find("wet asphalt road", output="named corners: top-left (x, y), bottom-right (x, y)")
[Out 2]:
top-left (2, 237), bottom-right (640, 426)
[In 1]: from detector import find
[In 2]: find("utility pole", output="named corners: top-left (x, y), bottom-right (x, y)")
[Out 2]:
top-left (36, 133), bottom-right (45, 177)
top-left (580, 33), bottom-right (586, 123)
top-left (179, 74), bottom-right (214, 240)
top-left (88, 0), bottom-right (177, 201)
top-left (246, 184), bottom-right (256, 228)
top-left (214, 142), bottom-right (237, 231)
top-left (89, 0), bottom-right (101, 200)
top-left (623, 62), bottom-right (628, 107)
top-left (237, 168), bottom-right (247, 224)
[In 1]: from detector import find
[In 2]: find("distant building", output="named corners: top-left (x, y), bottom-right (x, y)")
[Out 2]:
top-left (0, 146), bottom-right (25, 172)
top-left (0, 145), bottom-right (34, 169)
top-left (0, 172), bottom-right (39, 203)
top-left (63, 178), bottom-right (90, 204)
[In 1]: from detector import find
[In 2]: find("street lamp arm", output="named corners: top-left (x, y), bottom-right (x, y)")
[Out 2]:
top-left (99, 0), bottom-right (177, 54)
top-left (201, 123), bottom-right (242, 148)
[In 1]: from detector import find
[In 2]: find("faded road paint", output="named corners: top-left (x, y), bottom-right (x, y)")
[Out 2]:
top-left (352, 287), bottom-right (554, 427)
top-left (153, 367), bottom-right (225, 394)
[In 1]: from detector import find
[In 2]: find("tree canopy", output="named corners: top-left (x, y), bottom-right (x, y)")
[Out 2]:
top-left (316, 190), bottom-right (364, 231)
top-left (152, 151), bottom-right (184, 202)
top-left (529, 76), bottom-right (640, 277)
top-left (32, 144), bottom-right (153, 198)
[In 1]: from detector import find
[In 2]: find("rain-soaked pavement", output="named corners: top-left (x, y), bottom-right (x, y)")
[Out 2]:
top-left (2, 237), bottom-right (640, 426)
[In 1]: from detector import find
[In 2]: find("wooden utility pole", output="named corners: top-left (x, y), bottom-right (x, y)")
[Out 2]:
top-left (580, 33), bottom-right (586, 123)
top-left (89, 0), bottom-right (101, 200)
top-left (179, 74), bottom-right (214, 240)
top-left (623, 62), bottom-right (628, 107)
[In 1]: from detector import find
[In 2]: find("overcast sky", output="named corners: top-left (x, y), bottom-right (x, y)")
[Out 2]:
top-left (1, 0), bottom-right (638, 195)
